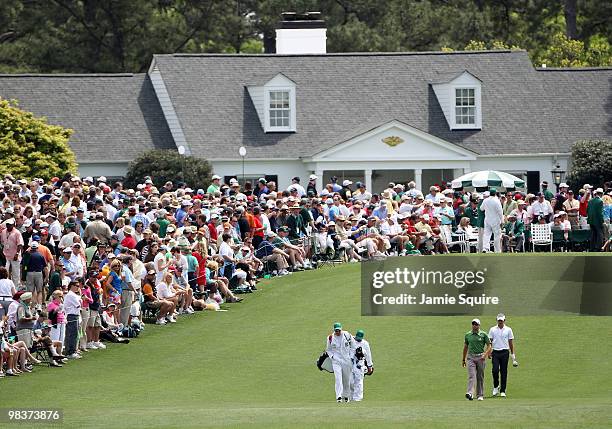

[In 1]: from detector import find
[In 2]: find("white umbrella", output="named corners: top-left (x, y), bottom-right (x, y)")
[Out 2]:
top-left (451, 170), bottom-right (526, 190)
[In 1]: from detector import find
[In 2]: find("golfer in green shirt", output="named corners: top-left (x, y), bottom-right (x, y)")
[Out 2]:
top-left (462, 318), bottom-right (491, 401)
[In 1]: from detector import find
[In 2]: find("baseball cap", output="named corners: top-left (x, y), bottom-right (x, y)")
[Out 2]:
top-left (309, 174), bottom-right (318, 180)
top-left (496, 313), bottom-right (506, 321)
top-left (471, 318), bottom-right (481, 325)
top-left (342, 180), bottom-right (353, 186)
top-left (212, 175), bottom-right (221, 180)
top-left (333, 322), bottom-right (342, 331)
top-left (30, 242), bottom-right (39, 249)
top-left (355, 329), bottom-right (364, 340)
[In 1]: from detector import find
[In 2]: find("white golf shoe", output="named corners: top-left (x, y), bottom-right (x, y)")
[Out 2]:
top-left (492, 387), bottom-right (499, 396)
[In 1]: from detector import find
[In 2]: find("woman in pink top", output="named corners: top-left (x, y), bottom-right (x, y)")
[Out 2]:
top-left (47, 290), bottom-right (66, 355)
top-left (79, 279), bottom-right (94, 352)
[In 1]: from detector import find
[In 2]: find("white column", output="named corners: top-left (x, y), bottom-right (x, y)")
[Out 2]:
top-left (453, 168), bottom-right (464, 181)
top-left (414, 168), bottom-right (423, 193)
top-left (315, 167), bottom-right (324, 192)
top-left (364, 169), bottom-right (373, 192)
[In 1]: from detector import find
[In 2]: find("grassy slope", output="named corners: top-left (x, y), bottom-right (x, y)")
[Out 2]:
top-left (2, 259), bottom-right (612, 428)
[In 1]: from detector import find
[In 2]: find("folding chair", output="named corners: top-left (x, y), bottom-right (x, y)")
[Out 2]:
top-left (311, 232), bottom-right (342, 268)
top-left (569, 228), bottom-right (591, 251)
top-left (141, 301), bottom-right (158, 323)
top-left (552, 229), bottom-right (568, 252)
top-left (29, 333), bottom-right (52, 367)
top-left (448, 231), bottom-right (468, 253)
top-left (530, 224), bottom-right (553, 252)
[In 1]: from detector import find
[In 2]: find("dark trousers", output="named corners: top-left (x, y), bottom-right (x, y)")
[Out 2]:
top-left (65, 314), bottom-right (79, 355)
top-left (590, 224), bottom-right (604, 251)
top-left (492, 349), bottom-right (510, 392)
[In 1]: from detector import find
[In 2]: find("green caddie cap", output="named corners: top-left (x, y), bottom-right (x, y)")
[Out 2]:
top-left (355, 329), bottom-right (365, 339)
top-left (333, 322), bottom-right (342, 330)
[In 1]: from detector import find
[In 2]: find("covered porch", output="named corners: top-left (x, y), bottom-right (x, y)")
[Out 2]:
top-left (318, 167), bottom-right (464, 194)
top-left (304, 120), bottom-right (477, 194)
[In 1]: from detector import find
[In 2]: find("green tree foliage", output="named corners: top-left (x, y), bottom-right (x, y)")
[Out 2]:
top-left (125, 149), bottom-right (212, 191)
top-left (0, 98), bottom-right (76, 179)
top-left (565, 140), bottom-right (612, 189)
top-left (0, 0), bottom-right (610, 72)
top-left (536, 32), bottom-right (612, 67)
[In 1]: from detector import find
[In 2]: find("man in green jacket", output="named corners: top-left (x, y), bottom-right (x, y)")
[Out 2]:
top-left (463, 199), bottom-right (480, 227)
top-left (587, 188), bottom-right (605, 251)
top-left (475, 193), bottom-right (486, 252)
top-left (542, 181), bottom-right (554, 201)
top-left (501, 213), bottom-right (525, 252)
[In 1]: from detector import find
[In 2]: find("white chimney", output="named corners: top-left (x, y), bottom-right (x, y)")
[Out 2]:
top-left (275, 12), bottom-right (326, 54)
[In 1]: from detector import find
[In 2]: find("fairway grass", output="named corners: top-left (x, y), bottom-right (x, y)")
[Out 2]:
top-left (2, 257), bottom-right (612, 428)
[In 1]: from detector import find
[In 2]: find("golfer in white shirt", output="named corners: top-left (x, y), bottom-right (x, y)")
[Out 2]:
top-left (488, 313), bottom-right (518, 397)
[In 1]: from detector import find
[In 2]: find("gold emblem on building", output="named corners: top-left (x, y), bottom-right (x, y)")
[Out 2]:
top-left (382, 136), bottom-right (404, 147)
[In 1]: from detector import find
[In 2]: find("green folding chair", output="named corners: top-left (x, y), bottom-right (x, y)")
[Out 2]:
top-left (569, 228), bottom-right (590, 252)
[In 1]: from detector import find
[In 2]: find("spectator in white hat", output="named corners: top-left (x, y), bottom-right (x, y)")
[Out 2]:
top-left (207, 175), bottom-right (221, 194)
top-left (307, 174), bottom-right (318, 197)
top-left (254, 178), bottom-right (269, 199)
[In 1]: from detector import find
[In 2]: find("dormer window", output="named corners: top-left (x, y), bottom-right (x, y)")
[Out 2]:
top-left (247, 73), bottom-right (296, 133)
top-left (269, 90), bottom-right (290, 128)
top-left (431, 70), bottom-right (482, 130)
top-left (455, 88), bottom-right (475, 125)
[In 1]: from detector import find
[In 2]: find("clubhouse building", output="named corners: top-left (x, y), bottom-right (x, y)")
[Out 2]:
top-left (1, 14), bottom-right (611, 193)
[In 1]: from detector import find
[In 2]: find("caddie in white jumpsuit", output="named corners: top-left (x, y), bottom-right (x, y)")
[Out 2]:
top-left (351, 329), bottom-right (373, 401)
top-left (325, 322), bottom-right (354, 402)
top-left (480, 188), bottom-right (504, 253)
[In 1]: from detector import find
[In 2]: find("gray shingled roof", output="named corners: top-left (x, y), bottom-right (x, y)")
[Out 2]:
top-left (0, 73), bottom-right (175, 162)
top-left (152, 50), bottom-right (612, 159)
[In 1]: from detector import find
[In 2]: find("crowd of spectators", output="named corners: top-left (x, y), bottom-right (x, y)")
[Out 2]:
top-left (0, 172), bottom-right (610, 377)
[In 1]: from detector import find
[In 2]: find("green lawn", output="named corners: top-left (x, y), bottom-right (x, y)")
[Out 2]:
top-left (2, 257), bottom-right (612, 428)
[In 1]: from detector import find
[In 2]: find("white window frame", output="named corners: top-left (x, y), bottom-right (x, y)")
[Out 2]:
top-left (264, 87), bottom-right (296, 133)
top-left (450, 85), bottom-right (481, 130)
